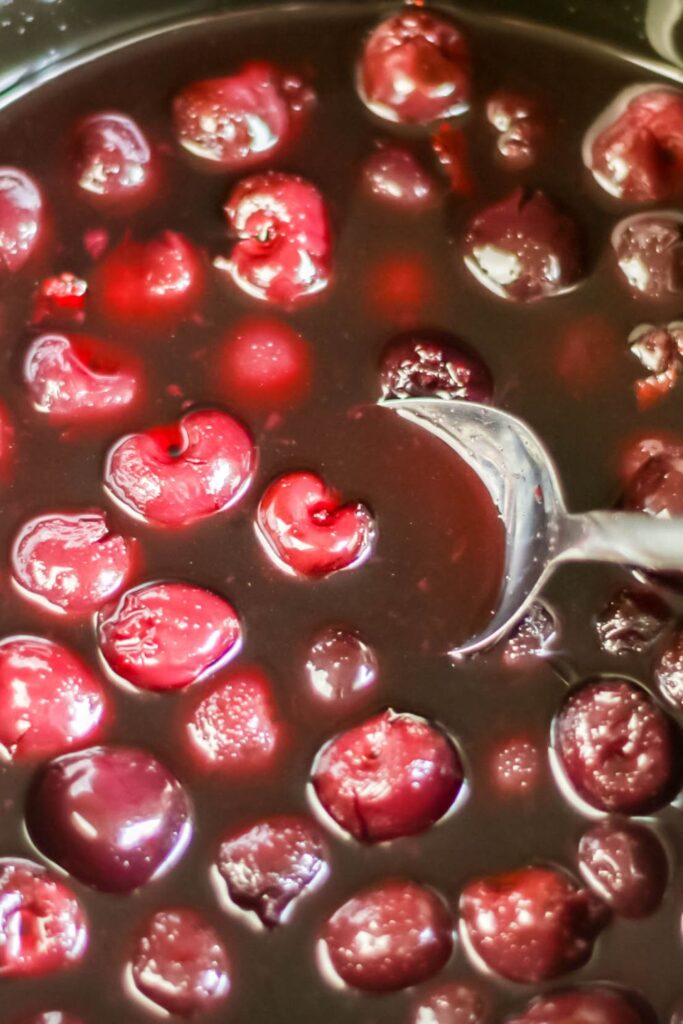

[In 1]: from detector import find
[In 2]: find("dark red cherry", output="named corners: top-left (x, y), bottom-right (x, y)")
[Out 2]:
top-left (0, 858), bottom-right (86, 977)
top-left (312, 709), bottom-right (462, 842)
top-left (612, 213), bottom-right (683, 299)
top-left (216, 815), bottom-right (326, 926)
top-left (432, 124), bottom-right (473, 195)
top-left (486, 90), bottom-right (545, 168)
top-left (578, 818), bottom-right (668, 918)
top-left (0, 167), bottom-right (44, 273)
top-left (321, 879), bottom-right (453, 992)
top-left (359, 10), bottom-right (470, 124)
top-left (502, 601), bottom-right (556, 664)
top-left (464, 189), bottom-right (582, 301)
top-left (72, 111), bottom-right (156, 206)
top-left (411, 981), bottom-right (493, 1024)
top-left (509, 987), bottom-right (653, 1024)
top-left (595, 586), bottom-right (670, 655)
top-left (11, 509), bottom-right (134, 615)
top-left (460, 865), bottom-right (609, 984)
top-left (221, 315), bottom-right (312, 409)
top-left (105, 408), bottom-right (255, 527)
top-left (618, 430), bottom-right (683, 488)
top-left (130, 908), bottom-right (230, 1015)
top-left (554, 678), bottom-right (681, 814)
top-left (304, 624), bottom-right (378, 706)
top-left (655, 628), bottom-right (683, 707)
top-left (490, 735), bottom-right (541, 796)
top-left (378, 328), bottom-right (493, 402)
top-left (26, 745), bottom-right (191, 893)
top-left (363, 143), bottom-right (436, 208)
top-left (32, 273), bottom-right (87, 325)
top-left (0, 636), bottom-right (107, 761)
top-left (629, 322), bottom-right (683, 410)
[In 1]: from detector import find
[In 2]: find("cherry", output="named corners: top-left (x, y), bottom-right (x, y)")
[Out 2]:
top-left (432, 124), bottom-right (473, 196)
top-left (578, 818), bottom-right (668, 918)
top-left (105, 408), bottom-right (255, 527)
top-left (621, 443), bottom-right (683, 516)
top-left (629, 322), bottom-right (683, 409)
top-left (72, 111), bottom-right (156, 206)
top-left (509, 988), bottom-right (653, 1024)
top-left (173, 62), bottom-right (310, 168)
top-left (363, 143), bottom-right (436, 208)
top-left (588, 87), bottom-right (683, 202)
top-left (618, 430), bottom-right (683, 487)
top-left (358, 10), bottom-right (470, 124)
top-left (312, 709), bottom-right (462, 842)
top-left (486, 90), bottom-right (544, 168)
top-left (0, 858), bottom-right (86, 977)
top-left (11, 1015), bottom-right (84, 1024)
top-left (221, 315), bottom-right (312, 409)
top-left (185, 667), bottom-right (281, 774)
top-left (216, 815), bottom-right (326, 926)
top-left (411, 981), bottom-right (493, 1024)
top-left (304, 624), bottom-right (378, 706)
top-left (23, 333), bottom-right (139, 421)
top-left (0, 636), bottom-right (107, 761)
top-left (32, 273), bottom-right (87, 325)
top-left (460, 864), bottom-right (609, 984)
top-left (130, 908), bottom-right (230, 1015)
top-left (378, 329), bottom-right (493, 402)
top-left (554, 678), bottom-right (681, 814)
top-left (321, 879), bottom-right (452, 992)
top-left (11, 510), bottom-right (134, 615)
top-left (26, 745), bottom-right (191, 893)
top-left (611, 213), bottom-right (683, 299)
top-left (257, 471), bottom-right (375, 577)
top-left (655, 627), bottom-right (683, 707)
top-left (91, 230), bottom-right (204, 327)
top-left (464, 189), bottom-right (582, 301)
top-left (490, 735), bottom-right (541, 796)
top-left (555, 315), bottom-right (620, 400)
top-left (0, 167), bottom-right (44, 273)
top-left (222, 172), bottom-right (331, 306)
top-left (98, 581), bottom-right (241, 690)
top-left (595, 586), bottom-right (670, 656)
top-left (502, 601), bottom-right (556, 664)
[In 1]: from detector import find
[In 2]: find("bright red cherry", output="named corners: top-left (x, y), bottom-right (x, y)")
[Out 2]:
top-left (0, 858), bottom-right (86, 977)
top-left (358, 10), bottom-right (470, 124)
top-left (31, 273), bottom-right (87, 325)
top-left (26, 745), bottom-right (191, 893)
top-left (105, 408), bottom-right (255, 527)
top-left (312, 709), bottom-right (462, 842)
top-left (611, 213), bottom-right (683, 299)
top-left (0, 167), bottom-right (44, 273)
top-left (321, 879), bottom-right (453, 992)
top-left (216, 816), bottom-right (326, 926)
top-left (363, 143), bottom-right (437, 207)
top-left (257, 471), bottom-right (375, 577)
top-left (578, 818), bottom-right (668, 918)
top-left (72, 111), bottom-right (156, 206)
top-left (221, 315), bottom-right (312, 409)
top-left (378, 329), bottom-right (493, 402)
top-left (411, 981), bottom-right (493, 1024)
top-left (130, 908), bottom-right (230, 1015)
top-left (621, 442), bottom-right (683, 516)
top-left (23, 333), bottom-right (139, 421)
top-left (460, 865), bottom-right (609, 984)
top-left (98, 581), bottom-right (241, 690)
top-left (431, 124), bottom-right (473, 195)
top-left (509, 987), bottom-right (653, 1024)
top-left (11, 509), bottom-right (134, 615)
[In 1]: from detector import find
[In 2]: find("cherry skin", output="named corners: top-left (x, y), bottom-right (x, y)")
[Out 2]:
top-left (578, 818), bottom-right (668, 918)
top-left (257, 471), bottom-right (375, 577)
top-left (130, 908), bottom-right (230, 1016)
top-left (595, 586), bottom-right (670, 656)
top-left (72, 111), bottom-right (156, 207)
top-left (98, 581), bottom-right (241, 690)
top-left (23, 333), bottom-right (139, 421)
top-left (222, 172), bottom-right (331, 306)
top-left (358, 10), bottom-right (471, 124)
top-left (378, 329), bottom-right (493, 402)
top-left (0, 167), bottom-right (44, 273)
top-left (32, 273), bottom-right (87, 326)
top-left (304, 624), bottom-right (378, 706)
top-left (0, 858), bottom-right (86, 978)
top-left (221, 315), bottom-right (312, 409)
top-left (105, 408), bottom-right (255, 527)
top-left (411, 981), bottom-right (493, 1024)
top-left (509, 987), bottom-right (653, 1024)
top-left (11, 509), bottom-right (134, 615)
top-left (321, 879), bottom-right (453, 992)
top-left (26, 745), bottom-right (191, 893)
top-left (0, 636), bottom-right (107, 761)
top-left (460, 864), bottom-right (610, 984)
top-left (486, 90), bottom-right (545, 168)
top-left (216, 815), bottom-right (326, 926)
top-left (432, 124), bottom-right (473, 196)
top-left (363, 143), bottom-right (437, 208)
top-left (464, 188), bottom-right (582, 302)
top-left (312, 709), bottom-right (462, 842)
top-left (185, 667), bottom-right (282, 774)
top-left (611, 213), bottom-right (683, 299)
top-left (655, 628), bottom-right (683, 707)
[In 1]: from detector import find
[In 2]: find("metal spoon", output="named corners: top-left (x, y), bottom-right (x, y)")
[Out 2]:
top-left (382, 397), bottom-right (683, 656)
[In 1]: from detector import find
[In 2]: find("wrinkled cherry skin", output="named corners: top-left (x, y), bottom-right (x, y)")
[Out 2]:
top-left (0, 636), bottom-right (107, 761)
top-left (588, 87), bottom-right (683, 202)
top-left (611, 213), bottom-right (683, 299)
top-left (0, 167), bottom-right (44, 273)
top-left (578, 819), bottom-right (668, 918)
top-left (11, 510), bottom-right (134, 615)
top-left (130, 908), bottom-right (230, 1016)
top-left (216, 815), bottom-right (326, 926)
top-left (72, 111), bottom-right (156, 207)
top-left (26, 745), bottom-right (192, 893)
top-left (0, 858), bottom-right (87, 978)
top-left (98, 581), bottom-right (241, 690)
top-left (23, 333), bottom-right (139, 421)
top-left (257, 471), bottom-right (375, 577)
top-left (105, 408), bottom-right (255, 527)
top-left (221, 315), bottom-right (312, 409)
top-left (464, 189), bottom-right (582, 301)
top-left (378, 329), bottom-right (493, 402)
top-left (411, 981), bottom-right (492, 1024)
top-left (321, 879), bottom-right (453, 992)
top-left (223, 172), bottom-right (331, 306)
top-left (460, 865), bottom-right (610, 984)
top-left (554, 678), bottom-right (682, 814)
top-left (312, 709), bottom-right (462, 842)
top-left (363, 143), bottom-right (437, 208)
top-left (508, 987), bottom-right (652, 1024)
top-left (359, 10), bottom-right (471, 124)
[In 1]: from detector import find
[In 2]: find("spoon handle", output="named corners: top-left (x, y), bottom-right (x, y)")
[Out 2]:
top-left (561, 511), bottom-right (683, 571)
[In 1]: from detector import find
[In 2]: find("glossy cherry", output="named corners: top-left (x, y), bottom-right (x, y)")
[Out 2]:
top-left (72, 111), bottom-right (156, 206)
top-left (486, 90), bottom-right (544, 167)
top-left (621, 442), bottom-right (683, 516)
top-left (509, 987), bottom-right (653, 1024)
top-left (221, 315), bottom-right (312, 409)
top-left (305, 625), bottom-right (378, 706)
top-left (612, 213), bottom-right (683, 299)
top-left (0, 167), bottom-right (44, 273)
top-left (363, 143), bottom-right (437, 207)
top-left (411, 981), bottom-right (493, 1024)
top-left (578, 818), bottom-right (668, 918)
top-left (378, 328), bottom-right (493, 402)
top-left (655, 628), bottom-right (683, 707)
top-left (595, 586), bottom-right (670, 655)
